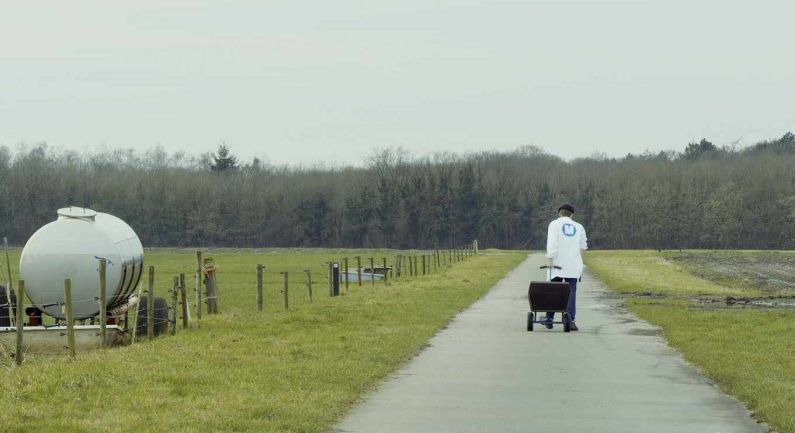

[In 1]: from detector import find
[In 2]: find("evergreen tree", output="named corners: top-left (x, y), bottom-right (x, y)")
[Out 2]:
top-left (210, 144), bottom-right (238, 172)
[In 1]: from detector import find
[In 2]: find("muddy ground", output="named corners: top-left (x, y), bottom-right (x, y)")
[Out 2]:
top-left (664, 250), bottom-right (795, 296)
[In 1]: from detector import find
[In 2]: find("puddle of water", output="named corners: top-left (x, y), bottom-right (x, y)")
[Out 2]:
top-left (767, 278), bottom-right (795, 288)
top-left (692, 297), bottom-right (795, 309)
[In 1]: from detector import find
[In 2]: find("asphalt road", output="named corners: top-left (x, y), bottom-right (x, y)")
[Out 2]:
top-left (335, 253), bottom-right (767, 433)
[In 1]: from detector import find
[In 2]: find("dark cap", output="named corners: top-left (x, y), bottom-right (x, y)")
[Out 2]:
top-left (558, 204), bottom-right (575, 214)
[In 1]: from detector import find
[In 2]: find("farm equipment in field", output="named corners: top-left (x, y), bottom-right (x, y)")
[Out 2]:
top-left (1, 207), bottom-right (167, 355)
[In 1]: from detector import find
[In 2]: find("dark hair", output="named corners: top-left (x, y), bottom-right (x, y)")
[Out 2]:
top-left (558, 204), bottom-right (575, 217)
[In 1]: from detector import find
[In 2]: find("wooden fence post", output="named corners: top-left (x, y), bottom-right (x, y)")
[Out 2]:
top-left (179, 273), bottom-right (188, 329)
top-left (203, 259), bottom-right (218, 314)
top-left (98, 259), bottom-right (107, 348)
top-left (355, 256), bottom-right (362, 287)
top-left (382, 257), bottom-right (388, 284)
top-left (64, 278), bottom-right (76, 360)
top-left (394, 255), bottom-right (399, 279)
top-left (305, 269), bottom-right (313, 303)
top-left (256, 264), bottom-right (264, 312)
top-left (281, 271), bottom-right (289, 310)
top-left (171, 276), bottom-right (178, 336)
top-left (344, 257), bottom-right (349, 292)
top-left (3, 237), bottom-right (12, 301)
top-left (147, 266), bottom-right (154, 340)
top-left (195, 251), bottom-right (202, 321)
top-left (327, 261), bottom-right (333, 296)
top-left (15, 280), bottom-right (24, 365)
top-left (369, 258), bottom-right (375, 285)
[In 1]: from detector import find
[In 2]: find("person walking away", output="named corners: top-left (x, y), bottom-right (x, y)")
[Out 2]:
top-left (545, 204), bottom-right (588, 331)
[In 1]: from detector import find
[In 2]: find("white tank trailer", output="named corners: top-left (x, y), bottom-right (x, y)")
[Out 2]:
top-left (20, 207), bottom-right (144, 320)
top-left (0, 207), bottom-right (148, 354)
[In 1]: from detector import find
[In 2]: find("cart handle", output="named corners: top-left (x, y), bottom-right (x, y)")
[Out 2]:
top-left (539, 265), bottom-right (562, 270)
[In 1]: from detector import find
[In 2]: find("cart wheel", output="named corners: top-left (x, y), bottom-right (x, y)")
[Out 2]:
top-left (563, 313), bottom-right (571, 333)
top-left (527, 312), bottom-right (534, 332)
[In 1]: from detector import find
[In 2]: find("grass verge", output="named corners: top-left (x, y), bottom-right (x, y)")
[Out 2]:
top-left (1, 248), bottom-right (525, 433)
top-left (585, 250), bottom-right (751, 297)
top-left (585, 250), bottom-right (795, 433)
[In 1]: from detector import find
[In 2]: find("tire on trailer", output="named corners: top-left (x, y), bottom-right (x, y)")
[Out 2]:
top-left (527, 312), bottom-right (534, 332)
top-left (563, 313), bottom-right (571, 333)
top-left (136, 296), bottom-right (169, 337)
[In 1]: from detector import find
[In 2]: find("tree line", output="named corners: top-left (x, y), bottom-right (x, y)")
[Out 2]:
top-left (0, 133), bottom-right (793, 250)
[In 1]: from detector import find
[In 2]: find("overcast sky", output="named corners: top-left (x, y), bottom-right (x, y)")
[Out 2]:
top-left (1, 0), bottom-right (793, 165)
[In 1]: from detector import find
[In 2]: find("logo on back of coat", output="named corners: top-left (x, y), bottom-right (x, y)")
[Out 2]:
top-left (562, 223), bottom-right (577, 237)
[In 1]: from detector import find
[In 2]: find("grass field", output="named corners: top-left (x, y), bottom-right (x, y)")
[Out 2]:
top-left (664, 250), bottom-right (795, 296)
top-left (584, 250), bottom-right (752, 297)
top-left (585, 250), bottom-right (795, 433)
top-left (0, 248), bottom-right (526, 433)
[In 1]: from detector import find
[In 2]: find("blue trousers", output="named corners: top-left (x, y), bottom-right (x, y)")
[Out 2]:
top-left (546, 277), bottom-right (577, 322)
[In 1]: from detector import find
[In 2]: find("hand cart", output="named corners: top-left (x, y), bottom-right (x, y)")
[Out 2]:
top-left (527, 265), bottom-right (572, 332)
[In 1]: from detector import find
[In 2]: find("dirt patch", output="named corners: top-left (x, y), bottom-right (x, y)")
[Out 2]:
top-left (598, 291), bottom-right (667, 300)
top-left (665, 251), bottom-right (795, 295)
top-left (691, 296), bottom-right (795, 310)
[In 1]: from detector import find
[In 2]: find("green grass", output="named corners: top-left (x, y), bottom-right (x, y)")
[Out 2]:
top-left (585, 250), bottom-right (752, 297)
top-left (585, 250), bottom-right (795, 433)
top-left (0, 248), bottom-right (524, 433)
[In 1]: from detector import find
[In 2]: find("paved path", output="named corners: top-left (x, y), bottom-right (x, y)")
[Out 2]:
top-left (335, 254), bottom-right (767, 433)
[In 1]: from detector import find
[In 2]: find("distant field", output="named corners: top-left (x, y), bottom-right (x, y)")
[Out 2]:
top-left (0, 248), bottom-right (526, 433)
top-left (585, 250), bottom-right (795, 433)
top-left (664, 250), bottom-right (795, 295)
top-left (584, 250), bottom-right (752, 297)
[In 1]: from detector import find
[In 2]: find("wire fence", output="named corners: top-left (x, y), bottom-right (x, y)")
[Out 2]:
top-left (2, 242), bottom-right (479, 365)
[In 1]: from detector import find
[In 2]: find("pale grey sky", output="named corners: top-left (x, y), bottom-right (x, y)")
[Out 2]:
top-left (1, 0), bottom-right (793, 165)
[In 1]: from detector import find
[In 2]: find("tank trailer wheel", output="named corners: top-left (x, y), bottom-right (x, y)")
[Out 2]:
top-left (136, 296), bottom-right (169, 337)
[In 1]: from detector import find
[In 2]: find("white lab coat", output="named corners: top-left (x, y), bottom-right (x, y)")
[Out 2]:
top-left (546, 216), bottom-right (588, 279)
